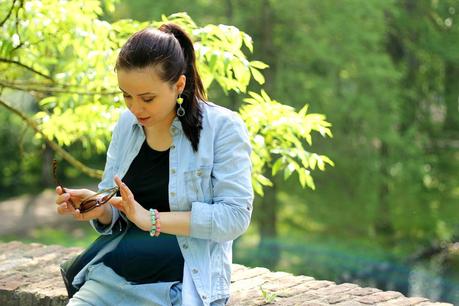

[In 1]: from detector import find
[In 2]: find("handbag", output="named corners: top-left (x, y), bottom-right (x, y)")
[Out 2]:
top-left (60, 217), bottom-right (127, 298)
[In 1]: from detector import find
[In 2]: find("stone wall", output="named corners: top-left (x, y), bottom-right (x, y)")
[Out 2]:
top-left (0, 241), bottom-right (453, 306)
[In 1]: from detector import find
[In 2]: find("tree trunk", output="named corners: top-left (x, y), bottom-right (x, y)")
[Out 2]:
top-left (254, 0), bottom-right (281, 269)
top-left (41, 144), bottom-right (54, 188)
top-left (443, 63), bottom-right (459, 135)
top-left (374, 141), bottom-right (394, 241)
top-left (225, 0), bottom-right (239, 111)
top-left (256, 172), bottom-right (281, 270)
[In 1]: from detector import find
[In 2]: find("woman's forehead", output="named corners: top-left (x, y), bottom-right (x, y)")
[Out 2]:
top-left (117, 67), bottom-right (166, 93)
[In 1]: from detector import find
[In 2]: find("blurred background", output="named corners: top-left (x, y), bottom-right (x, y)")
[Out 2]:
top-left (0, 0), bottom-right (458, 304)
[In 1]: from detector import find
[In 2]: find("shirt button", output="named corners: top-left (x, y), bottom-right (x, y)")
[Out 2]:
top-left (183, 244), bottom-right (188, 249)
top-left (196, 170), bottom-right (202, 176)
top-left (170, 192), bottom-right (176, 197)
top-left (192, 268), bottom-right (198, 274)
top-left (170, 145), bottom-right (176, 150)
top-left (171, 168), bottom-right (176, 174)
top-left (202, 295), bottom-right (207, 300)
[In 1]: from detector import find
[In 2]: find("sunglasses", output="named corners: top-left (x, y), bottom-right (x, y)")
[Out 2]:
top-left (52, 159), bottom-right (119, 214)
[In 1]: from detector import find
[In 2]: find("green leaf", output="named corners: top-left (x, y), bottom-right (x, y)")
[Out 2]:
top-left (309, 156), bottom-right (316, 170)
top-left (249, 60), bottom-right (269, 69)
top-left (257, 174), bottom-right (273, 187)
top-left (272, 158), bottom-right (284, 175)
top-left (242, 33), bottom-right (253, 53)
top-left (306, 175), bottom-right (316, 190)
top-left (299, 104), bottom-right (309, 117)
top-left (284, 162), bottom-right (295, 180)
top-left (252, 179), bottom-right (264, 196)
top-left (233, 60), bottom-right (248, 81)
top-left (317, 156), bottom-right (325, 171)
top-left (39, 96), bottom-right (57, 107)
top-left (250, 67), bottom-right (265, 85)
top-left (260, 89), bottom-right (271, 103)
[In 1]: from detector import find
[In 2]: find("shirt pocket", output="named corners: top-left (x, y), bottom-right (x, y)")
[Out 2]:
top-left (184, 165), bottom-right (213, 203)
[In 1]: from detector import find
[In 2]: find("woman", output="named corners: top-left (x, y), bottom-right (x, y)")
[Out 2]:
top-left (54, 23), bottom-right (253, 306)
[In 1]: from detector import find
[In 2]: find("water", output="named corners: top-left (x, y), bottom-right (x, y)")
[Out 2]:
top-left (234, 237), bottom-right (459, 304)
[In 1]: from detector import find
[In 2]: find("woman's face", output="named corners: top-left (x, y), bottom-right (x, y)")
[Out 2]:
top-left (117, 67), bottom-right (185, 127)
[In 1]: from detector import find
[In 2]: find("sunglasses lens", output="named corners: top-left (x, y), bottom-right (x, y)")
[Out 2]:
top-left (79, 187), bottom-right (118, 213)
top-left (80, 199), bottom-right (98, 213)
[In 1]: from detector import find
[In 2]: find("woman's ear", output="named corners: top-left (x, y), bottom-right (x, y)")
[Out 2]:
top-left (176, 74), bottom-right (186, 94)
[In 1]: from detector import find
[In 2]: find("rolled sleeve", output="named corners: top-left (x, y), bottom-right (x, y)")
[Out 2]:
top-left (89, 205), bottom-right (120, 235)
top-left (190, 113), bottom-right (254, 242)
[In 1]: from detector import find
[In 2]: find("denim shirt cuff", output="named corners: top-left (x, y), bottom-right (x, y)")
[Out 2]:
top-left (89, 205), bottom-right (119, 235)
top-left (190, 201), bottom-right (212, 240)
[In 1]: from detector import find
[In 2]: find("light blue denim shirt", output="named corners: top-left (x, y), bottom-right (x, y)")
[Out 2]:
top-left (75, 101), bottom-right (254, 305)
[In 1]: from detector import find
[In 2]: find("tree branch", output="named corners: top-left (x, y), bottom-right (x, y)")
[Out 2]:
top-left (0, 58), bottom-right (53, 80)
top-left (0, 98), bottom-right (103, 179)
top-left (0, 80), bottom-right (119, 96)
top-left (0, 0), bottom-right (16, 27)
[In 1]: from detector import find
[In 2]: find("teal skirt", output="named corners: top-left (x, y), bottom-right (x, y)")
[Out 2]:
top-left (67, 262), bottom-right (182, 306)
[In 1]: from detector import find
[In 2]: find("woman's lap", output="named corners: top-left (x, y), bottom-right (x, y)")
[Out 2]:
top-left (67, 262), bottom-right (182, 306)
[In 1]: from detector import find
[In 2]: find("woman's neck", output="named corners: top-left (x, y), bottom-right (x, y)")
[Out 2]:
top-left (142, 112), bottom-right (176, 150)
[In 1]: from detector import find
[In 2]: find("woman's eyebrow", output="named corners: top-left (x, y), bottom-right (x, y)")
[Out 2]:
top-left (118, 87), bottom-right (156, 96)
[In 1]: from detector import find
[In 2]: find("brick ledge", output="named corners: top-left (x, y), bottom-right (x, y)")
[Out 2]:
top-left (0, 241), bottom-right (453, 306)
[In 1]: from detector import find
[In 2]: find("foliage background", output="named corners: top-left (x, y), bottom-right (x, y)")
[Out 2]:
top-left (0, 0), bottom-right (458, 303)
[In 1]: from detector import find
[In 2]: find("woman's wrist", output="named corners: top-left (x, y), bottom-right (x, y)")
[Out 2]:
top-left (96, 204), bottom-right (113, 225)
top-left (134, 207), bottom-right (152, 232)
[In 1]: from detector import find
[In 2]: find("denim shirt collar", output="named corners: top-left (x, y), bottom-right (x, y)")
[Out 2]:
top-left (129, 114), bottom-right (183, 135)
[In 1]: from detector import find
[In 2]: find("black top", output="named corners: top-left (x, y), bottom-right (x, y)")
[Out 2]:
top-left (102, 140), bottom-right (184, 284)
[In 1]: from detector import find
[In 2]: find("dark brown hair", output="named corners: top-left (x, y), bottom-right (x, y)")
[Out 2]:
top-left (115, 23), bottom-right (206, 152)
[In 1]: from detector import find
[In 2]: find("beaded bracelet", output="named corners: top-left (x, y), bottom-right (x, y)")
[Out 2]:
top-left (149, 208), bottom-right (161, 237)
top-left (154, 209), bottom-right (161, 237)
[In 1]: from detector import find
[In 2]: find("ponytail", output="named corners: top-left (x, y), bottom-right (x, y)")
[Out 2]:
top-left (159, 23), bottom-right (205, 153)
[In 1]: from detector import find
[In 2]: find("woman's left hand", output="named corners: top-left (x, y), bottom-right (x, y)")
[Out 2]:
top-left (111, 176), bottom-right (147, 229)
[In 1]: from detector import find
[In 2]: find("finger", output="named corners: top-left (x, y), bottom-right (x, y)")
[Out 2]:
top-left (111, 202), bottom-right (125, 214)
top-left (55, 192), bottom-right (70, 205)
top-left (65, 188), bottom-right (90, 197)
top-left (118, 180), bottom-right (128, 200)
top-left (119, 181), bottom-right (127, 198)
top-left (57, 203), bottom-right (73, 215)
top-left (56, 186), bottom-right (64, 195)
top-left (110, 197), bottom-right (120, 207)
top-left (114, 176), bottom-right (131, 199)
top-left (114, 176), bottom-right (123, 189)
top-left (73, 209), bottom-right (85, 221)
top-left (122, 183), bottom-right (135, 202)
top-left (109, 196), bottom-right (122, 206)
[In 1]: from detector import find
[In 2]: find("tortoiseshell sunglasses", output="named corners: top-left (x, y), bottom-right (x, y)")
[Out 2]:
top-left (52, 160), bottom-right (119, 214)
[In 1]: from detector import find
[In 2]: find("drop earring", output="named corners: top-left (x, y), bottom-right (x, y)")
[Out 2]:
top-left (176, 94), bottom-right (185, 117)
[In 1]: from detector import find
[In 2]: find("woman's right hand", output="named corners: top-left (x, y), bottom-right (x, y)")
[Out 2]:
top-left (55, 186), bottom-right (107, 221)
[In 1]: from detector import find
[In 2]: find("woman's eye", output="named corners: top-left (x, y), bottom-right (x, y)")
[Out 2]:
top-left (123, 95), bottom-right (131, 99)
top-left (143, 98), bottom-right (154, 102)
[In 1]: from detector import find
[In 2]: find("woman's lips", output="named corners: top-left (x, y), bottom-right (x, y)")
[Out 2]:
top-left (137, 116), bottom-right (151, 123)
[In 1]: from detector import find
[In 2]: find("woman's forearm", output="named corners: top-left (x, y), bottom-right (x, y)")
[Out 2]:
top-left (136, 209), bottom-right (191, 236)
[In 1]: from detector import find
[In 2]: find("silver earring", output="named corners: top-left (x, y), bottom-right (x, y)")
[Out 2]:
top-left (176, 94), bottom-right (185, 117)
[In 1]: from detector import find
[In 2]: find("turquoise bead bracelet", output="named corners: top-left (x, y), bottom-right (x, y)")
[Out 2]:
top-left (149, 208), bottom-right (161, 237)
top-left (149, 208), bottom-right (157, 237)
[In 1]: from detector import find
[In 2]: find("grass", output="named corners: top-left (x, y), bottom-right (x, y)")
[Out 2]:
top-left (0, 224), bottom-right (99, 248)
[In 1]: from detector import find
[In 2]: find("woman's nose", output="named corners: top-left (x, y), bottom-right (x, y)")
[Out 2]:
top-left (129, 100), bottom-right (144, 116)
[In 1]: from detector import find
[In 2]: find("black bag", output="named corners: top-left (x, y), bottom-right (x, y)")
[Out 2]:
top-left (60, 218), bottom-right (127, 298)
